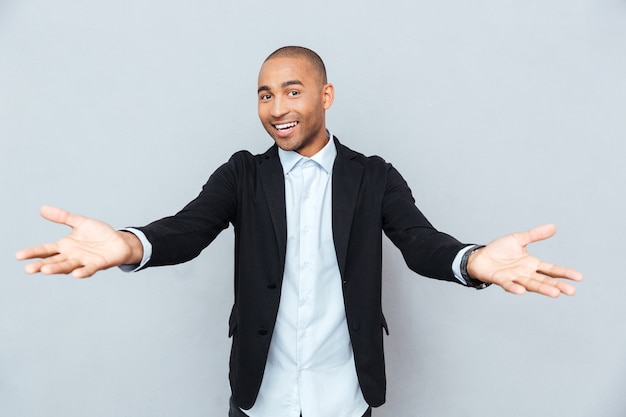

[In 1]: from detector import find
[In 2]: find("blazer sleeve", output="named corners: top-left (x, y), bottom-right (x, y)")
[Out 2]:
top-left (381, 164), bottom-right (468, 282)
top-left (134, 154), bottom-right (241, 267)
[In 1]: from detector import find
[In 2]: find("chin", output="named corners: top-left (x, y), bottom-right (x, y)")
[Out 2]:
top-left (274, 137), bottom-right (302, 152)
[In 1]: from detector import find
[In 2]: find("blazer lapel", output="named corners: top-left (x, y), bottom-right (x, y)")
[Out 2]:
top-left (258, 146), bottom-right (287, 270)
top-left (332, 139), bottom-right (364, 279)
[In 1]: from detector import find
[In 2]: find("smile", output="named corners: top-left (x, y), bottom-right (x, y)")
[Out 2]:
top-left (274, 121), bottom-right (298, 131)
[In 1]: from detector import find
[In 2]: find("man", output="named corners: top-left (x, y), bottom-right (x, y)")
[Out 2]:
top-left (16, 46), bottom-right (582, 417)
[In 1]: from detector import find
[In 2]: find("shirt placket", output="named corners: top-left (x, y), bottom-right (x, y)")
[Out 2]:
top-left (297, 160), bottom-right (317, 372)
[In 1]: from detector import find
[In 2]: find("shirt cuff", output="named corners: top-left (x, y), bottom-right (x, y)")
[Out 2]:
top-left (453, 244), bottom-right (491, 289)
top-left (452, 245), bottom-right (475, 285)
top-left (118, 228), bottom-right (152, 272)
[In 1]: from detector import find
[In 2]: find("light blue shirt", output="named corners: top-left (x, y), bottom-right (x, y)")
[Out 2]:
top-left (246, 134), bottom-right (369, 417)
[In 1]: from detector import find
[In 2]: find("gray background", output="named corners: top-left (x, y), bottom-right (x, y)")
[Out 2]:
top-left (1, 0), bottom-right (625, 416)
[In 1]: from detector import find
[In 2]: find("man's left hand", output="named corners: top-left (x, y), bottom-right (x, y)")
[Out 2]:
top-left (466, 224), bottom-right (583, 297)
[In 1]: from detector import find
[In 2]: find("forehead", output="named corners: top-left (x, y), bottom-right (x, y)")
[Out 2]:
top-left (258, 57), bottom-right (320, 87)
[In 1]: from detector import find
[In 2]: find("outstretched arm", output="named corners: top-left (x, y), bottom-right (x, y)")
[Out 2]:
top-left (15, 206), bottom-right (144, 278)
top-left (466, 224), bottom-right (583, 297)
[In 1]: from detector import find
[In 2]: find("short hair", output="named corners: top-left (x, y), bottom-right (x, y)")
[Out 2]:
top-left (264, 46), bottom-right (327, 84)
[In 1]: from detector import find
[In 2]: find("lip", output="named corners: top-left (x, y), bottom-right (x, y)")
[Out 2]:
top-left (272, 121), bottom-right (299, 138)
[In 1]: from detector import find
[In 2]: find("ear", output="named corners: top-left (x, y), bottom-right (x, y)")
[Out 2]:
top-left (322, 83), bottom-right (335, 110)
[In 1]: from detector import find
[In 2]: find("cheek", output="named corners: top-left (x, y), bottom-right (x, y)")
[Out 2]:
top-left (257, 106), bottom-right (269, 122)
top-left (294, 100), bottom-right (317, 118)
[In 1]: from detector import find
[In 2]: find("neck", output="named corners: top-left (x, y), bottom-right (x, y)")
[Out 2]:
top-left (296, 129), bottom-right (329, 157)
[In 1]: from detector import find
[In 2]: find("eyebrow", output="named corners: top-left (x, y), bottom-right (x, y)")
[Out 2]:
top-left (257, 79), bottom-right (304, 94)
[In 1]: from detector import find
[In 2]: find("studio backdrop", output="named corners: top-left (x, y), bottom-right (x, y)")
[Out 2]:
top-left (1, 0), bottom-right (625, 416)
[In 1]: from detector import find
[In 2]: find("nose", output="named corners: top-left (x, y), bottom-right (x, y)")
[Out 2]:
top-left (270, 96), bottom-right (288, 118)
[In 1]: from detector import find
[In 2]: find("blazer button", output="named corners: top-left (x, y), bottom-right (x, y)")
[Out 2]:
top-left (267, 283), bottom-right (276, 289)
top-left (351, 323), bottom-right (360, 331)
top-left (258, 328), bottom-right (268, 336)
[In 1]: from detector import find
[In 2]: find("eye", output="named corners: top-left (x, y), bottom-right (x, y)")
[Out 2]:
top-left (259, 93), bottom-right (272, 101)
top-left (287, 90), bottom-right (300, 97)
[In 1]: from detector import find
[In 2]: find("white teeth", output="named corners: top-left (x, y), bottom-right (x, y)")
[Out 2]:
top-left (275, 122), bottom-right (298, 130)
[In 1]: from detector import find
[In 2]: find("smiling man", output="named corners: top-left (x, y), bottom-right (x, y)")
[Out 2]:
top-left (257, 48), bottom-right (334, 157)
top-left (16, 46), bottom-right (582, 417)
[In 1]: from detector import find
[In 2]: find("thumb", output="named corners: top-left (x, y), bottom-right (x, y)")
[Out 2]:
top-left (515, 224), bottom-right (557, 247)
top-left (40, 206), bottom-right (87, 229)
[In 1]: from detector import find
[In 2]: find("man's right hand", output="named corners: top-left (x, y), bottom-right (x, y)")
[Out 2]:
top-left (15, 206), bottom-right (144, 278)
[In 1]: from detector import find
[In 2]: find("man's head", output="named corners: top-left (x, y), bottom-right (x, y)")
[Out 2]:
top-left (264, 46), bottom-right (328, 84)
top-left (257, 46), bottom-right (334, 157)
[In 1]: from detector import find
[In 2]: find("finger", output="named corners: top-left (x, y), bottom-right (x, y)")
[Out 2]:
top-left (72, 265), bottom-right (99, 279)
top-left (15, 242), bottom-right (60, 261)
top-left (24, 254), bottom-right (68, 274)
top-left (516, 271), bottom-right (581, 297)
top-left (24, 256), bottom-right (97, 278)
top-left (554, 280), bottom-right (577, 296)
top-left (537, 261), bottom-right (583, 282)
top-left (40, 206), bottom-right (88, 229)
top-left (23, 260), bottom-right (45, 274)
top-left (23, 257), bottom-right (67, 274)
top-left (24, 259), bottom-right (66, 274)
top-left (36, 253), bottom-right (70, 268)
top-left (517, 275), bottom-right (562, 298)
top-left (40, 258), bottom-right (83, 275)
top-left (501, 280), bottom-right (527, 295)
top-left (498, 270), bottom-right (578, 297)
top-left (493, 274), bottom-right (526, 295)
top-left (514, 224), bottom-right (557, 247)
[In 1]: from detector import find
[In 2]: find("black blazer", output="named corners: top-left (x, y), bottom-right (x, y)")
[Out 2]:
top-left (137, 137), bottom-right (473, 409)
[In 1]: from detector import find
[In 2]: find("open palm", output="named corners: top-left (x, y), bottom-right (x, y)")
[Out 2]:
top-left (16, 206), bottom-right (135, 278)
top-left (467, 224), bottom-right (582, 297)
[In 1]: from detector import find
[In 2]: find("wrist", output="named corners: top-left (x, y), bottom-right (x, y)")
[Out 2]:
top-left (118, 230), bottom-right (144, 265)
top-left (461, 245), bottom-right (491, 289)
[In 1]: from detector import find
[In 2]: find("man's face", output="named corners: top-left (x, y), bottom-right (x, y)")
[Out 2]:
top-left (257, 57), bottom-right (334, 157)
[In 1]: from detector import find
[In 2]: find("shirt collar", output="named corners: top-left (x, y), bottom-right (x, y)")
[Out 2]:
top-left (278, 130), bottom-right (336, 175)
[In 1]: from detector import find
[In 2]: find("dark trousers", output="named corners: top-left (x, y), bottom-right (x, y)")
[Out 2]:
top-left (229, 398), bottom-right (372, 417)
